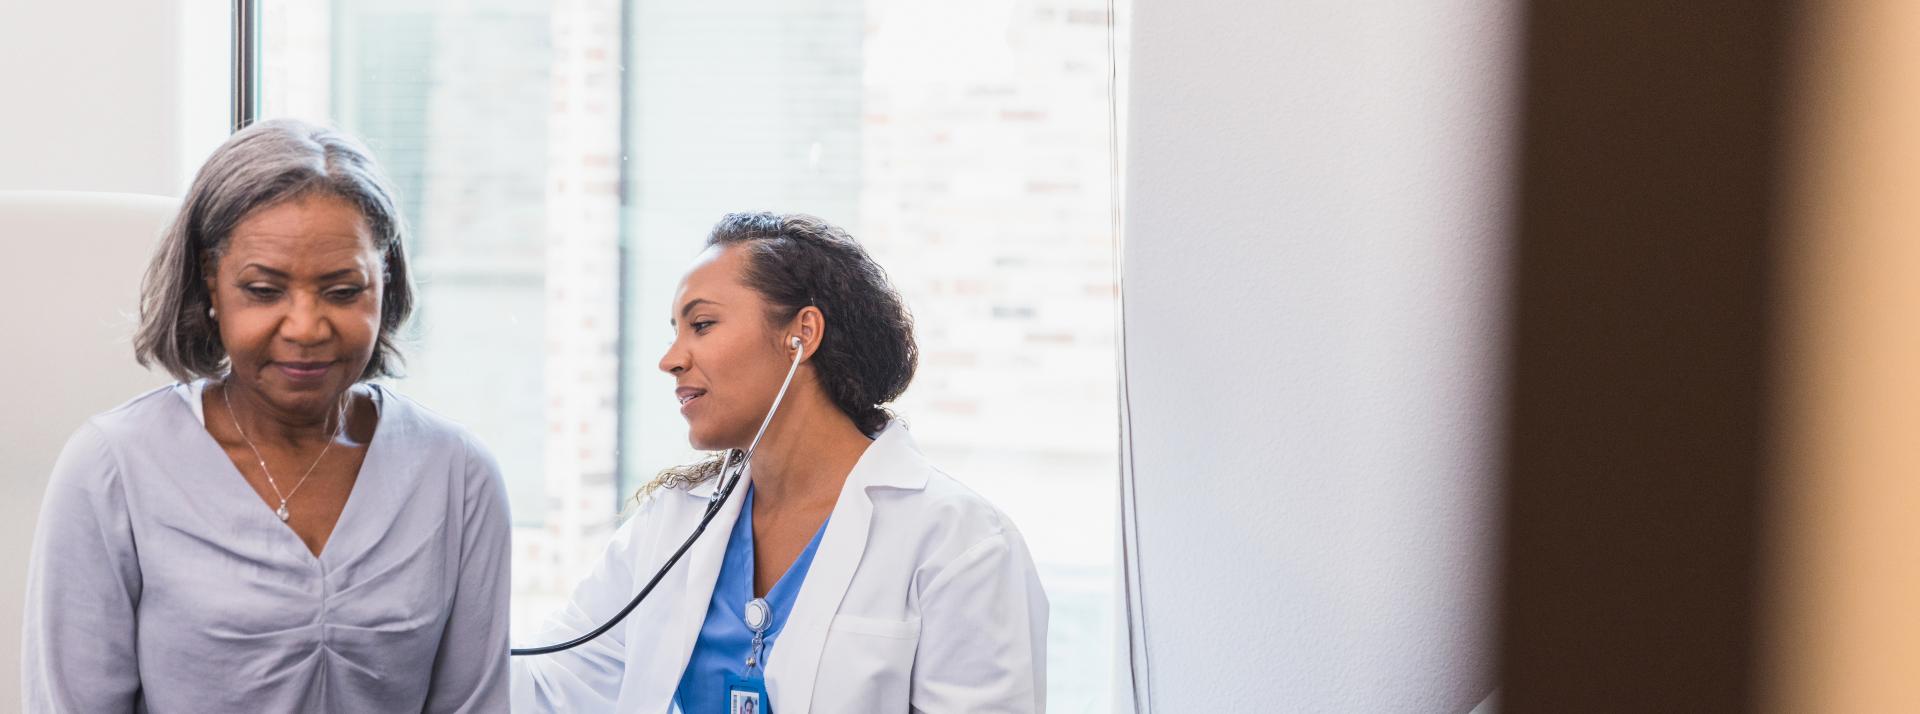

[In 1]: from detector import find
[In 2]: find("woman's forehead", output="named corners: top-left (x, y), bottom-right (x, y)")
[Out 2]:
top-left (233, 194), bottom-right (369, 239)
top-left (224, 196), bottom-right (377, 266)
top-left (674, 245), bottom-right (753, 303)
top-left (222, 229), bottom-right (376, 274)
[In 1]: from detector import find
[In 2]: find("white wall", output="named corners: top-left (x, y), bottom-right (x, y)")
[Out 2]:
top-left (1121, 0), bottom-right (1515, 710)
top-left (0, 0), bottom-right (226, 705)
top-left (0, 193), bottom-right (178, 708)
top-left (0, 0), bottom-right (228, 195)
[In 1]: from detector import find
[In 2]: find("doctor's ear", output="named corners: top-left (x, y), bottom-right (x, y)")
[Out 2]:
top-left (788, 306), bottom-right (826, 356)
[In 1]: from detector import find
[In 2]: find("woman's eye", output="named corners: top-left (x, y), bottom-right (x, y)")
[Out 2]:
top-left (328, 286), bottom-right (366, 301)
top-left (244, 285), bottom-right (282, 300)
top-left (691, 321), bottom-right (716, 333)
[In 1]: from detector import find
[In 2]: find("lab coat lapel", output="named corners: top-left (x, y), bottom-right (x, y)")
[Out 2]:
top-left (765, 422), bottom-right (930, 714)
top-left (627, 472), bottom-right (748, 712)
top-left (764, 477), bottom-right (871, 714)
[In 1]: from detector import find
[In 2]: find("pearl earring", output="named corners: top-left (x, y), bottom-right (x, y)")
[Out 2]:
top-left (208, 307), bottom-right (217, 320)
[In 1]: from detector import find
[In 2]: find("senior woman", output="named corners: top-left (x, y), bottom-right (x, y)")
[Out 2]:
top-left (513, 212), bottom-right (1048, 712)
top-left (21, 119), bottom-right (511, 712)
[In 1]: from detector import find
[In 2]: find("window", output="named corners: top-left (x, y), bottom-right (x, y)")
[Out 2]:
top-left (260, 0), bottom-right (1121, 707)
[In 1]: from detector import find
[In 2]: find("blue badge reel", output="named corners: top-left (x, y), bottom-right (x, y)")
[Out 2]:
top-left (727, 597), bottom-right (775, 713)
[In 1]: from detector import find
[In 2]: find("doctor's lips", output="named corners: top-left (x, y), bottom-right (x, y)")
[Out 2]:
top-left (676, 386), bottom-right (708, 412)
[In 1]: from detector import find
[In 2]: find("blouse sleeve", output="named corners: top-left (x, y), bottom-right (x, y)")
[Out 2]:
top-left (422, 435), bottom-right (514, 713)
top-left (21, 423), bottom-right (144, 713)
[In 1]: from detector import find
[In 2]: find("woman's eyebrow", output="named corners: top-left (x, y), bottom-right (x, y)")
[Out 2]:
top-left (672, 298), bottom-right (723, 325)
top-left (236, 265), bottom-right (365, 281)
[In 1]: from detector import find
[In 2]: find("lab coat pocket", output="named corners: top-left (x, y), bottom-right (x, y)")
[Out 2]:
top-left (815, 615), bottom-right (921, 709)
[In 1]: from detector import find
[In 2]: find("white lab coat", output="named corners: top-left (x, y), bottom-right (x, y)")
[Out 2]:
top-left (512, 420), bottom-right (1049, 713)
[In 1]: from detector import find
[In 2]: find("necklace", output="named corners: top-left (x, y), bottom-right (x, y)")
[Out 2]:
top-left (221, 381), bottom-right (346, 522)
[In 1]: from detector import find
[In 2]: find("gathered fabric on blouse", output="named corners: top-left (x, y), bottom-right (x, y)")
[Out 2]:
top-left (21, 381), bottom-right (512, 713)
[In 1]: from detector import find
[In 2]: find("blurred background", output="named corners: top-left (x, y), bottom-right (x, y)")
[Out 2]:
top-left (256, 0), bottom-right (1125, 709)
top-left (9, 0), bottom-right (1920, 712)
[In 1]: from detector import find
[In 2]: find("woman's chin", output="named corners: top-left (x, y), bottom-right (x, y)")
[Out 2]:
top-left (687, 433), bottom-right (724, 452)
top-left (683, 422), bottom-right (713, 451)
top-left (266, 380), bottom-right (358, 418)
top-left (685, 425), bottom-right (746, 454)
top-left (266, 391), bottom-right (339, 419)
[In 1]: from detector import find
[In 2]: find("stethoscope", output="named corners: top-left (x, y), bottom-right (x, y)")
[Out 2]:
top-left (511, 336), bottom-right (806, 657)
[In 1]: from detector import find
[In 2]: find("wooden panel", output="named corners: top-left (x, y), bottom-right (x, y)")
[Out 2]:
top-left (1500, 2), bottom-right (1791, 711)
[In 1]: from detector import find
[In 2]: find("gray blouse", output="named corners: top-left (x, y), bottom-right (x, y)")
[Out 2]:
top-left (21, 381), bottom-right (511, 712)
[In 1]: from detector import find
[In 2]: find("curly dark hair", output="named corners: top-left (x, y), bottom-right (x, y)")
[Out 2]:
top-left (642, 212), bottom-right (918, 497)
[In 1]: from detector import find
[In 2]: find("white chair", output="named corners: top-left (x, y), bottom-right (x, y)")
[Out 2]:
top-left (0, 191), bottom-right (176, 704)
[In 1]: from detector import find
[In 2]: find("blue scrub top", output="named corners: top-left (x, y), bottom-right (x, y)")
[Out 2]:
top-left (674, 486), bottom-right (829, 714)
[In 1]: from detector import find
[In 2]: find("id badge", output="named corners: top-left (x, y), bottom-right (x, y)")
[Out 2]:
top-left (723, 671), bottom-right (772, 714)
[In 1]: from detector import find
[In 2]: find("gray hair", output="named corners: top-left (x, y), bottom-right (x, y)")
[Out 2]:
top-left (133, 118), bottom-right (415, 382)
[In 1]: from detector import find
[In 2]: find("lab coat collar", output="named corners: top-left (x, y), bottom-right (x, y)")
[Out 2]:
top-left (675, 419), bottom-right (930, 714)
top-left (832, 418), bottom-right (935, 493)
top-left (686, 468), bottom-right (723, 499)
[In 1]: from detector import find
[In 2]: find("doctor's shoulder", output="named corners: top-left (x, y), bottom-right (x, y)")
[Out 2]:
top-left (881, 468), bottom-right (1039, 584)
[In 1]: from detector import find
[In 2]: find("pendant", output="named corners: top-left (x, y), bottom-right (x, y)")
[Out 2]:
top-left (276, 502), bottom-right (291, 521)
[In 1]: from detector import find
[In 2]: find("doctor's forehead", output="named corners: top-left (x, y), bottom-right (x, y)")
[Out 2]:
top-left (671, 245), bottom-right (754, 316)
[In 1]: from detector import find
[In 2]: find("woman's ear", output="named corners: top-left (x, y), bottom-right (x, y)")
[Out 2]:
top-left (203, 258), bottom-right (222, 318)
top-left (793, 306), bottom-right (826, 357)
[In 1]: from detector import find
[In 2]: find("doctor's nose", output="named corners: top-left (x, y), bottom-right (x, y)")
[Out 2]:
top-left (658, 341), bottom-right (688, 375)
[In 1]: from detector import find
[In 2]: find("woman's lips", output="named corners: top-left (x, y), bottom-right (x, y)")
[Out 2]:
top-left (676, 387), bottom-right (707, 415)
top-left (275, 361), bottom-right (333, 383)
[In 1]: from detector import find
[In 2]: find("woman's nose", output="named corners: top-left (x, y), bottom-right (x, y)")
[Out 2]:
top-left (278, 293), bottom-right (332, 344)
top-left (658, 340), bottom-right (687, 374)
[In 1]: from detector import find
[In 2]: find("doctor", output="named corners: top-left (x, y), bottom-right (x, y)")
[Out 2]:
top-left (512, 212), bottom-right (1049, 713)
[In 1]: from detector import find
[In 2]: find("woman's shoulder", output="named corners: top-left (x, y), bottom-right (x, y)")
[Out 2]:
top-left (370, 384), bottom-right (505, 479)
top-left (47, 384), bottom-right (192, 492)
top-left (876, 464), bottom-right (1028, 567)
top-left (915, 469), bottom-right (1016, 532)
top-left (877, 467), bottom-right (1040, 597)
top-left (864, 425), bottom-right (1023, 546)
top-left (81, 382), bottom-right (198, 444)
top-left (370, 384), bottom-right (465, 444)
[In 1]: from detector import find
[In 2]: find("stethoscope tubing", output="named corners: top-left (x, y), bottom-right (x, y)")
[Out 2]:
top-left (511, 339), bottom-right (806, 657)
